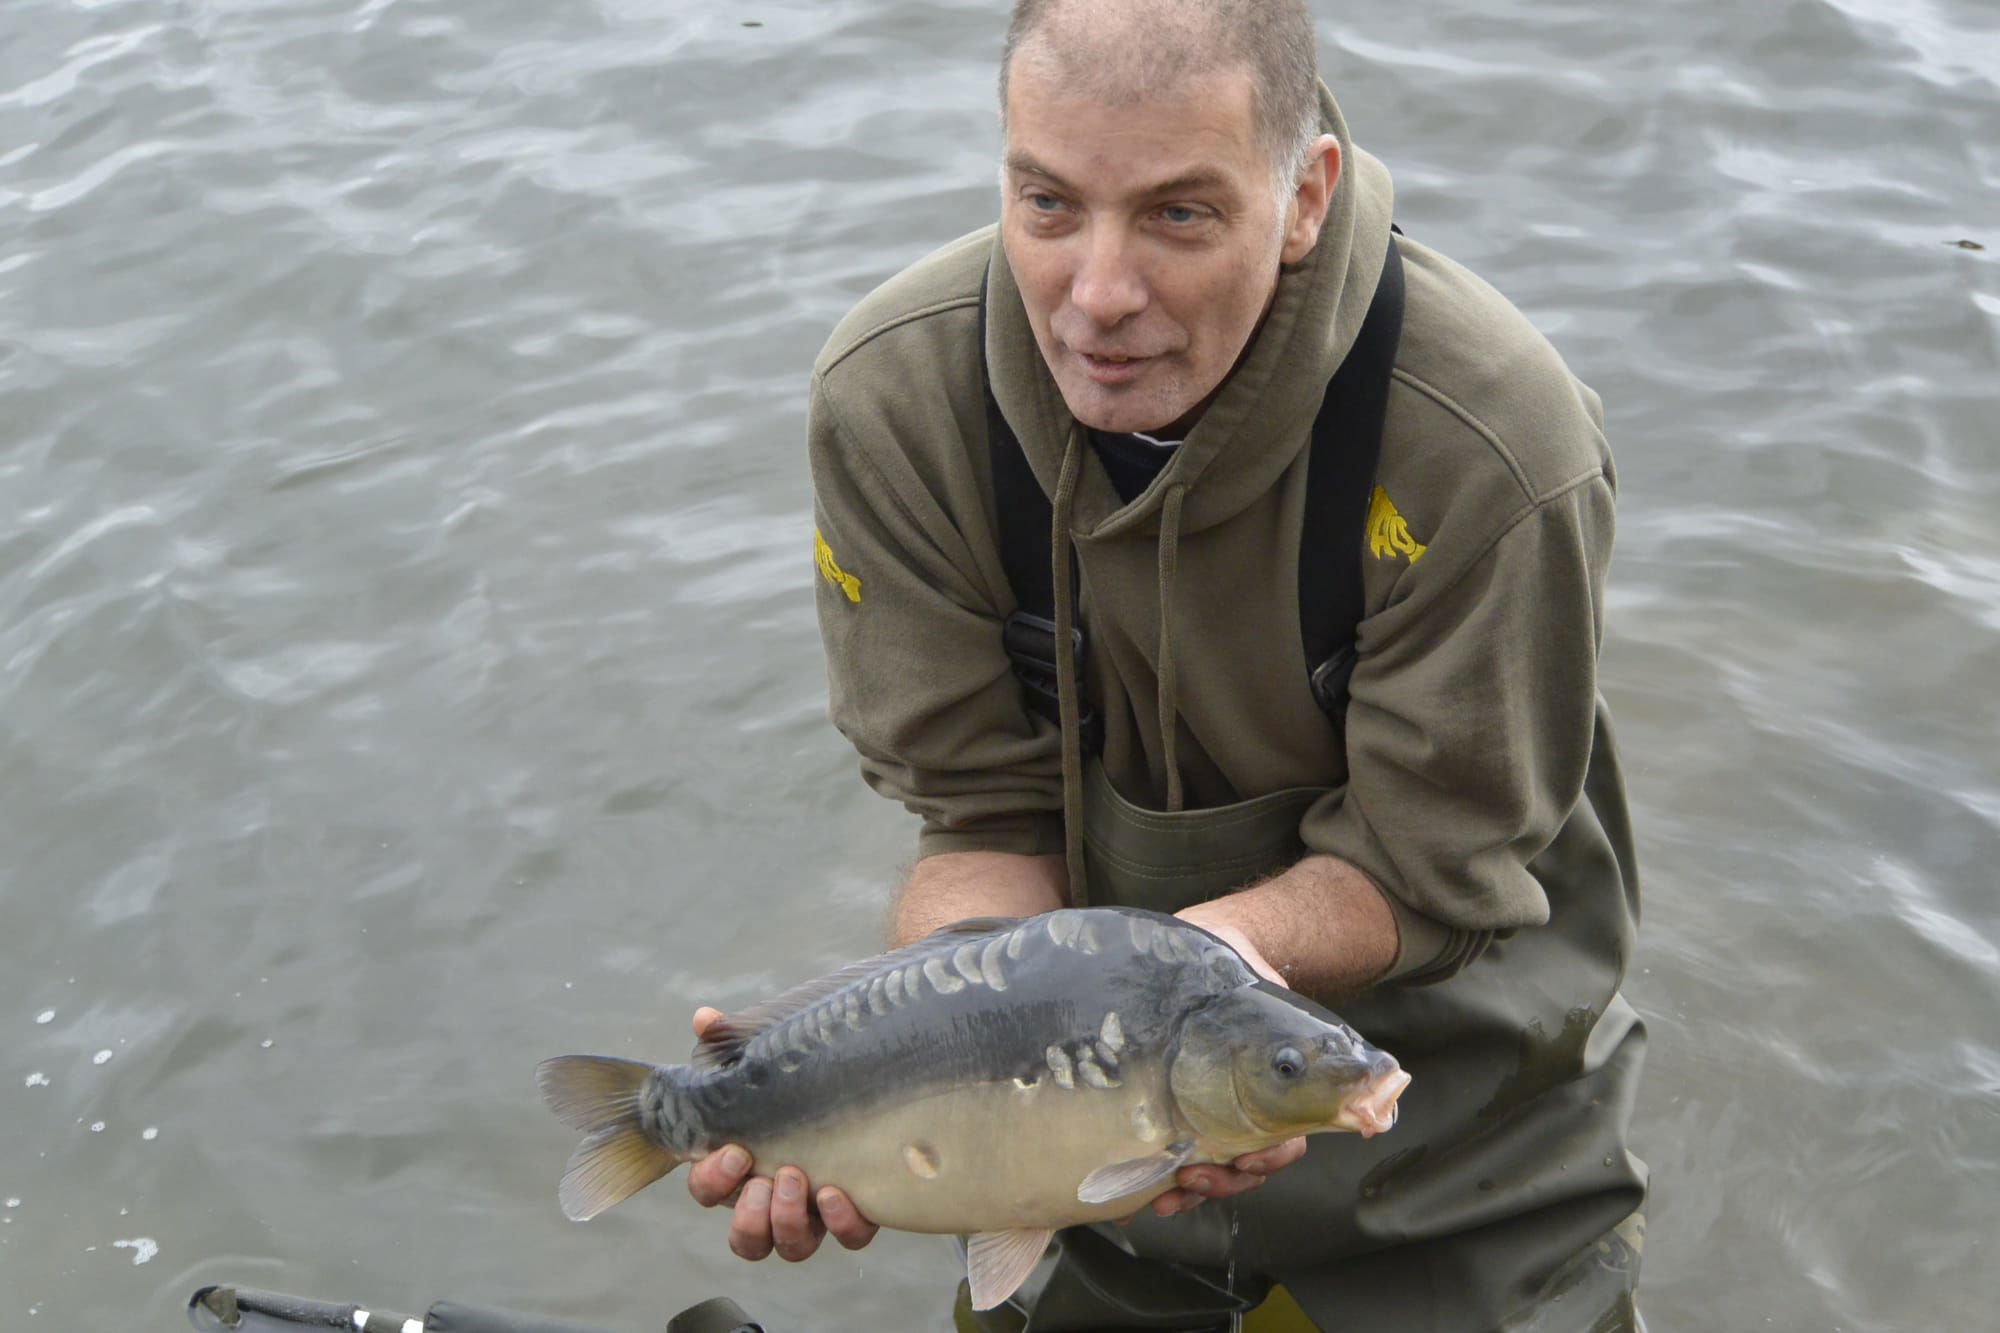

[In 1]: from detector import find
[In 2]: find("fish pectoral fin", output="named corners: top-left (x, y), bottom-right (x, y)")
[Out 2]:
top-left (1074, 1140), bottom-right (1196, 1205)
top-left (965, 1227), bottom-right (1054, 1312)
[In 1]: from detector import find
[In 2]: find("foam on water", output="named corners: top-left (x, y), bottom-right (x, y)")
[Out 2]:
top-left (111, 1237), bottom-right (157, 1265)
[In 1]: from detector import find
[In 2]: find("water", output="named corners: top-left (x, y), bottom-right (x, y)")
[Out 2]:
top-left (1, 1), bottom-right (1995, 1329)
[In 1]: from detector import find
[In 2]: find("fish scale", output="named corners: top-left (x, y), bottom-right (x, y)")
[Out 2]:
top-left (698, 913), bottom-right (1213, 1115)
top-left (705, 923), bottom-right (1190, 1135)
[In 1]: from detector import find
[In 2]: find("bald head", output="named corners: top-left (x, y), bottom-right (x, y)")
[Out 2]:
top-left (999, 0), bottom-right (1321, 194)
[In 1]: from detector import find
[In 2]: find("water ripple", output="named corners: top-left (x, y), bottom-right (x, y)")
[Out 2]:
top-left (0, 1), bottom-right (1995, 1329)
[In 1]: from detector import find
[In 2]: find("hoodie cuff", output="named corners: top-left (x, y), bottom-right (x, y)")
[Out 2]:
top-left (1374, 889), bottom-right (1494, 985)
top-left (916, 813), bottom-right (1067, 860)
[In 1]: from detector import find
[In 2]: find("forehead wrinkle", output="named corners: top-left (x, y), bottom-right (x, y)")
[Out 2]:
top-left (1138, 169), bottom-right (1242, 202)
top-left (1005, 151), bottom-right (1247, 207)
top-left (1003, 149), bottom-right (1069, 187)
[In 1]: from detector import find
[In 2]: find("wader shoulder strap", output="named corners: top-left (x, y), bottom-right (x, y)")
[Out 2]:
top-left (980, 235), bottom-right (1404, 745)
top-left (981, 276), bottom-right (1104, 753)
top-left (1301, 235), bottom-right (1405, 729)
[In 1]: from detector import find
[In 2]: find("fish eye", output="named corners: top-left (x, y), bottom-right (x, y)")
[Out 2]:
top-left (1272, 1046), bottom-right (1305, 1079)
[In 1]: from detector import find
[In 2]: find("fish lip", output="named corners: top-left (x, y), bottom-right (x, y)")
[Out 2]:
top-left (1341, 1067), bottom-right (1412, 1138)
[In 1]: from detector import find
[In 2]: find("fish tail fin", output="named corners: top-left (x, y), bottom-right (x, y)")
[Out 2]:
top-left (536, 1054), bottom-right (687, 1221)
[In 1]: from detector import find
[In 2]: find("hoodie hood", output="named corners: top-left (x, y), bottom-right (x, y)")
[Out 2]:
top-left (983, 82), bottom-right (1396, 541)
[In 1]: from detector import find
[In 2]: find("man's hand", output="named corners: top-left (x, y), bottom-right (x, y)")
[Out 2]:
top-left (1145, 1137), bottom-right (1310, 1218)
top-left (1174, 914), bottom-right (1287, 986)
top-left (683, 1006), bottom-right (880, 1260)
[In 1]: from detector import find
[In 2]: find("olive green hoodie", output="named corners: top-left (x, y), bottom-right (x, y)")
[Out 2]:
top-left (808, 86), bottom-right (1632, 986)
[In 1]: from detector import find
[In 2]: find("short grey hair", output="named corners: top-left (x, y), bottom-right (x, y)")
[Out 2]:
top-left (998, 0), bottom-right (1322, 198)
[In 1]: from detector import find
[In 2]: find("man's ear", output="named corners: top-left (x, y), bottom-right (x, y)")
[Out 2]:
top-left (1281, 135), bottom-right (1342, 264)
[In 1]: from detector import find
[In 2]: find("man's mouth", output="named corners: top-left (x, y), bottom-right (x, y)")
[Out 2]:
top-left (1075, 350), bottom-right (1152, 384)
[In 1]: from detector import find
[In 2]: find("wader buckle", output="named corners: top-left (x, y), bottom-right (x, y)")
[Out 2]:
top-left (1002, 610), bottom-right (1105, 754)
top-left (1308, 644), bottom-right (1359, 738)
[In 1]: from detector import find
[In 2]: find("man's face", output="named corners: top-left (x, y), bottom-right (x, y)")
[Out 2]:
top-left (1000, 60), bottom-right (1307, 436)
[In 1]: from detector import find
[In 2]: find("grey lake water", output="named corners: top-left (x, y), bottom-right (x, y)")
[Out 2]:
top-left (1, 1), bottom-right (1995, 1329)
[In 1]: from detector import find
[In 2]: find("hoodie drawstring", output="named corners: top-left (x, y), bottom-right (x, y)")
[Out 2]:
top-left (1156, 482), bottom-right (1187, 814)
top-left (1053, 447), bottom-right (1192, 903)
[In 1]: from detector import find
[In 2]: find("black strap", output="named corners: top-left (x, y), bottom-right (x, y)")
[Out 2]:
top-left (981, 278), bottom-right (1104, 753)
top-left (985, 351), bottom-right (1055, 633)
top-left (982, 236), bottom-right (1404, 746)
top-left (1300, 236), bottom-right (1405, 729)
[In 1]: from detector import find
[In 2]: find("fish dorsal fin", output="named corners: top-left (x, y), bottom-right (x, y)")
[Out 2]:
top-left (691, 917), bottom-right (1023, 1071)
top-left (965, 1226), bottom-right (1054, 1311)
top-left (1075, 1139), bottom-right (1196, 1205)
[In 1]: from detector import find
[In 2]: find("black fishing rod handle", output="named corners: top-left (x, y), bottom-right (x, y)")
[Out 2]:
top-left (190, 1284), bottom-right (415, 1330)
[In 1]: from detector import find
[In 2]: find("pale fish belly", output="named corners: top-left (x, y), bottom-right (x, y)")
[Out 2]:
top-left (746, 1067), bottom-right (1192, 1234)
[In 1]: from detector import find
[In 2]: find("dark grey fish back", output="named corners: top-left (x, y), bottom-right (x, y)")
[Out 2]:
top-left (687, 910), bottom-right (1255, 1139)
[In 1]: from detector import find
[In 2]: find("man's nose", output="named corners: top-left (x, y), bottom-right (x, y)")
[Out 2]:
top-left (1070, 227), bottom-right (1148, 327)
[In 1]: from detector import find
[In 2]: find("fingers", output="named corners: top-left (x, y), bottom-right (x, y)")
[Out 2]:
top-left (1232, 1136), bottom-right (1308, 1175)
top-left (724, 1168), bottom-right (833, 1262)
top-left (1158, 1136), bottom-right (1310, 1215)
top-left (688, 1144), bottom-right (753, 1208)
top-left (816, 1186), bottom-right (880, 1251)
top-left (691, 1006), bottom-right (725, 1038)
top-left (768, 1167), bottom-right (828, 1261)
top-left (728, 1176), bottom-right (776, 1260)
top-left (694, 1144), bottom-right (873, 1263)
top-left (1157, 1167), bottom-right (1261, 1213)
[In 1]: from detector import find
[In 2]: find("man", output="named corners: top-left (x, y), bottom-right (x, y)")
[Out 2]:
top-left (692, 0), bottom-right (1648, 1327)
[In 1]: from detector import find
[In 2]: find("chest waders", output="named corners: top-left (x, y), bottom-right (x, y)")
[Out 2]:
top-left (964, 241), bottom-right (1648, 1333)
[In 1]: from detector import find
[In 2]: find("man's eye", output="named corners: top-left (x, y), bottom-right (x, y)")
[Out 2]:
top-left (1160, 205), bottom-right (1201, 224)
top-left (1028, 193), bottom-right (1063, 212)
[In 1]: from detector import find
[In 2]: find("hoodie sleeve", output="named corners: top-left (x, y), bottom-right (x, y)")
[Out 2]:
top-left (808, 367), bottom-right (1067, 858)
top-left (1300, 470), bottom-right (1615, 985)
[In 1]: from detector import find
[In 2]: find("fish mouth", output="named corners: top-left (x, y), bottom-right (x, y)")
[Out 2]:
top-left (1340, 1067), bottom-right (1412, 1138)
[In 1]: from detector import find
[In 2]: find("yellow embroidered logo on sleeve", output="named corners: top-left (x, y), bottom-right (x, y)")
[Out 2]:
top-left (1366, 486), bottom-right (1428, 564)
top-left (814, 528), bottom-right (862, 602)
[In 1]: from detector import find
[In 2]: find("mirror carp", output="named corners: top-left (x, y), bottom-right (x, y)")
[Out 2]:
top-left (538, 907), bottom-right (1408, 1311)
